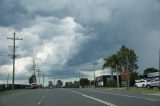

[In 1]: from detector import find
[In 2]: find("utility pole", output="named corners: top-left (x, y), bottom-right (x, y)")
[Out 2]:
top-left (36, 69), bottom-right (41, 86)
top-left (93, 62), bottom-right (97, 88)
top-left (43, 74), bottom-right (45, 88)
top-left (29, 58), bottom-right (38, 84)
top-left (7, 32), bottom-right (23, 90)
top-left (126, 56), bottom-right (130, 89)
top-left (76, 71), bottom-right (78, 88)
top-left (32, 58), bottom-right (36, 75)
top-left (159, 50), bottom-right (160, 80)
top-left (6, 73), bottom-right (9, 89)
top-left (79, 71), bottom-right (81, 88)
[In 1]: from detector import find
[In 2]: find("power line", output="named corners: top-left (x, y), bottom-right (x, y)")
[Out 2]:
top-left (36, 61), bottom-right (102, 71)
top-left (7, 32), bottom-right (23, 90)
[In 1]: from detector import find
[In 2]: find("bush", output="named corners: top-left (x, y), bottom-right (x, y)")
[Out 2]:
top-left (0, 84), bottom-right (5, 92)
top-left (106, 80), bottom-right (117, 87)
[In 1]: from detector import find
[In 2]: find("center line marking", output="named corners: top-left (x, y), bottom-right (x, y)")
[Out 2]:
top-left (37, 89), bottom-right (48, 106)
top-left (68, 90), bottom-right (117, 106)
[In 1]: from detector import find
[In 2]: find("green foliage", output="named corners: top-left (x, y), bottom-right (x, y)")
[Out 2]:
top-left (129, 71), bottom-right (139, 87)
top-left (103, 54), bottom-right (119, 80)
top-left (56, 80), bottom-right (63, 88)
top-left (65, 81), bottom-right (79, 88)
top-left (143, 68), bottom-right (159, 75)
top-left (28, 75), bottom-right (37, 84)
top-left (106, 80), bottom-right (117, 87)
top-left (103, 45), bottom-right (138, 88)
top-left (80, 78), bottom-right (89, 88)
top-left (48, 81), bottom-right (53, 87)
top-left (117, 45), bottom-right (138, 71)
top-left (103, 45), bottom-right (138, 72)
top-left (65, 82), bottom-right (69, 88)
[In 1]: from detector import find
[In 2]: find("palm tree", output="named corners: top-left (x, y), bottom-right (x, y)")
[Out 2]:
top-left (117, 45), bottom-right (138, 88)
top-left (103, 55), bottom-right (114, 80)
top-left (103, 54), bottom-right (120, 87)
top-left (103, 45), bottom-right (138, 88)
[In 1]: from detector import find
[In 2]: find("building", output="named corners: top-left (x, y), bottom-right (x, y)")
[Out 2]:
top-left (147, 72), bottom-right (160, 79)
top-left (96, 75), bottom-right (121, 87)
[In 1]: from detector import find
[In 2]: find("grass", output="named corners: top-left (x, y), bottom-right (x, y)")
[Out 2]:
top-left (0, 89), bottom-right (29, 94)
top-left (88, 87), bottom-right (160, 94)
top-left (128, 88), bottom-right (160, 94)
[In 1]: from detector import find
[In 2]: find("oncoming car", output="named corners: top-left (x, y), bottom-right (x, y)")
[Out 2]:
top-left (31, 83), bottom-right (38, 89)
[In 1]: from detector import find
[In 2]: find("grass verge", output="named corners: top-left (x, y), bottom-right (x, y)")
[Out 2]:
top-left (128, 88), bottom-right (160, 94)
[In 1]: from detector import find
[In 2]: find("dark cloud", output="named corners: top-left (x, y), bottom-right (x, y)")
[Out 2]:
top-left (0, 0), bottom-right (160, 83)
top-left (0, 0), bottom-right (28, 28)
top-left (67, 0), bottom-right (160, 71)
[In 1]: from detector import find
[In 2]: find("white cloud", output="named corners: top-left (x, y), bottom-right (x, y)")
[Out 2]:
top-left (0, 16), bottom-right (90, 81)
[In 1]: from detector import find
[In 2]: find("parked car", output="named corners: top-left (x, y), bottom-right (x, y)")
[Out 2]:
top-left (145, 79), bottom-right (160, 89)
top-left (158, 82), bottom-right (160, 89)
top-left (134, 79), bottom-right (151, 88)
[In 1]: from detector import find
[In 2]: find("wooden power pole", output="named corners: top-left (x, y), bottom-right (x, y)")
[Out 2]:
top-left (7, 32), bottom-right (23, 90)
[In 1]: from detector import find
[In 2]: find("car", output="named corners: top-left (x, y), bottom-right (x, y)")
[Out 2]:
top-left (31, 83), bottom-right (38, 89)
top-left (134, 79), bottom-right (151, 88)
top-left (145, 79), bottom-right (160, 89)
top-left (158, 82), bottom-right (160, 89)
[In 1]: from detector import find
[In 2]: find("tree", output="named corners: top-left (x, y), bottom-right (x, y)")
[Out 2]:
top-left (143, 68), bottom-right (158, 75)
top-left (56, 80), bottom-right (63, 88)
top-left (28, 75), bottom-right (37, 84)
top-left (117, 45), bottom-right (138, 89)
top-left (103, 54), bottom-right (120, 87)
top-left (48, 81), bottom-right (53, 88)
top-left (103, 55), bottom-right (114, 80)
top-left (103, 45), bottom-right (138, 88)
top-left (29, 77), bottom-right (32, 84)
top-left (73, 81), bottom-right (79, 88)
top-left (117, 45), bottom-right (138, 72)
top-left (65, 82), bottom-right (69, 88)
top-left (130, 71), bottom-right (139, 87)
top-left (80, 78), bottom-right (89, 88)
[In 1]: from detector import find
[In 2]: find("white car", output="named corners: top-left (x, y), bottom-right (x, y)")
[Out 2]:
top-left (134, 79), bottom-right (151, 88)
top-left (145, 79), bottom-right (160, 89)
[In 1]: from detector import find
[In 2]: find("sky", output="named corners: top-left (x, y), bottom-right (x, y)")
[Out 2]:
top-left (0, 0), bottom-right (160, 85)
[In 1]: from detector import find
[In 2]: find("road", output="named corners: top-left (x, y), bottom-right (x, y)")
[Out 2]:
top-left (0, 88), bottom-right (159, 106)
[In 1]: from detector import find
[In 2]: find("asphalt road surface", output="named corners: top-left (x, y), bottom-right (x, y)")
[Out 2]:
top-left (0, 88), bottom-right (160, 106)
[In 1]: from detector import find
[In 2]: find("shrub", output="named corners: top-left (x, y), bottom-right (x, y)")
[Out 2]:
top-left (106, 80), bottom-right (117, 87)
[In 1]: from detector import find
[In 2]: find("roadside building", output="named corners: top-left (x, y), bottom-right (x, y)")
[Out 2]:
top-left (96, 75), bottom-right (121, 87)
top-left (147, 72), bottom-right (159, 79)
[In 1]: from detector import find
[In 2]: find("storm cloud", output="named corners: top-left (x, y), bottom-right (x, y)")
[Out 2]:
top-left (0, 0), bottom-right (160, 84)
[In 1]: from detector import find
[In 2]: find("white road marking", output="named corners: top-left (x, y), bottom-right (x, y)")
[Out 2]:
top-left (37, 89), bottom-right (48, 106)
top-left (83, 89), bottom-right (160, 102)
top-left (68, 90), bottom-right (117, 106)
